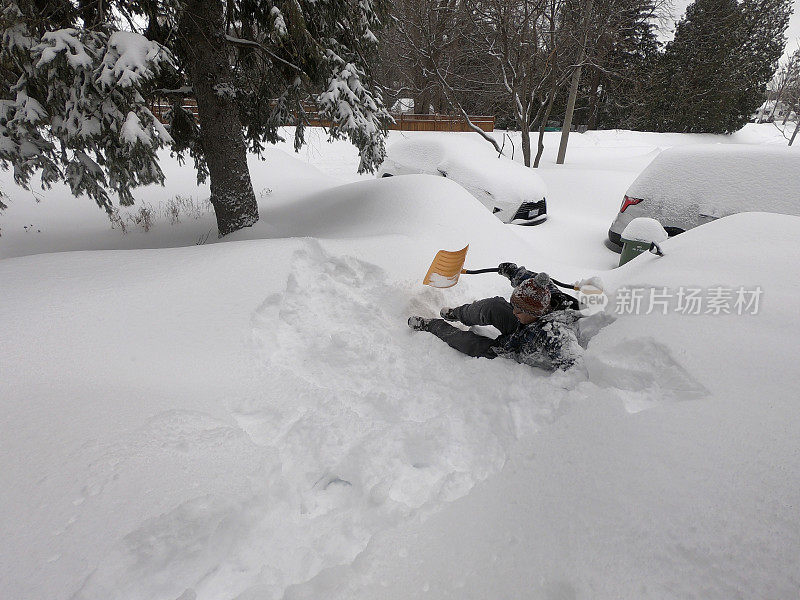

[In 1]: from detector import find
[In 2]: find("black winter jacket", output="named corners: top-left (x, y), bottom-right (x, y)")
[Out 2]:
top-left (494, 266), bottom-right (583, 370)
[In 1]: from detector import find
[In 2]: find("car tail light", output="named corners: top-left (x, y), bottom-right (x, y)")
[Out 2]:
top-left (620, 195), bottom-right (643, 213)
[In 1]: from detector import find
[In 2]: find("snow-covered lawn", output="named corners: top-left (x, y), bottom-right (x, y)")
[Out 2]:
top-left (2, 125), bottom-right (798, 599)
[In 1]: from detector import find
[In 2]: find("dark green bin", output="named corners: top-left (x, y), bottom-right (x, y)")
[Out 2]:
top-left (618, 237), bottom-right (652, 266)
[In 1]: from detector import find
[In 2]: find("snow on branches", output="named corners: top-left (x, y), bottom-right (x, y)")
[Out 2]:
top-left (243, 0), bottom-right (389, 173)
top-left (307, 0), bottom-right (389, 174)
top-left (269, 7), bottom-right (288, 42)
top-left (0, 3), bottom-right (174, 211)
top-left (100, 31), bottom-right (169, 89)
top-left (317, 51), bottom-right (387, 173)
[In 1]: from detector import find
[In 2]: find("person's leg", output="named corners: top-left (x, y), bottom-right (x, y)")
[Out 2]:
top-left (450, 297), bottom-right (518, 335)
top-left (423, 319), bottom-right (499, 359)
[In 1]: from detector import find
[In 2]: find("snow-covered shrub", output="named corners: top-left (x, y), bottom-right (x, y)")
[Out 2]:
top-left (163, 195), bottom-right (213, 224)
top-left (127, 204), bottom-right (154, 232)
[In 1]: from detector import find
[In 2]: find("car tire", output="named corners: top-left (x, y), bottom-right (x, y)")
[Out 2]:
top-left (512, 216), bottom-right (548, 226)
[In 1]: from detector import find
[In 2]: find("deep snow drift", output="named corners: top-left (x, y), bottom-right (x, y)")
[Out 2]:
top-left (2, 126), bottom-right (799, 599)
top-left (309, 212), bottom-right (800, 599)
top-left (1, 175), bottom-right (572, 600)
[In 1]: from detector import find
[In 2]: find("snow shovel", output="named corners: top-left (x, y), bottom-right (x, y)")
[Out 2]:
top-left (422, 245), bottom-right (578, 290)
top-left (422, 245), bottom-right (499, 288)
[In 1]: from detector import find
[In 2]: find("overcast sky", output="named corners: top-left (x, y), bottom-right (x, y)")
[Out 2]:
top-left (664, 0), bottom-right (800, 59)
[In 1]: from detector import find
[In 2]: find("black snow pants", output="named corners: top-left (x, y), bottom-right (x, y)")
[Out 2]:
top-left (425, 296), bottom-right (520, 359)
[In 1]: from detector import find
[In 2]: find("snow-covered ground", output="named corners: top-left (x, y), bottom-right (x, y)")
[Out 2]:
top-left (2, 125), bottom-right (799, 600)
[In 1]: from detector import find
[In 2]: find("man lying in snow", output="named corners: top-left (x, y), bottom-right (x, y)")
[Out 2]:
top-left (408, 263), bottom-right (585, 371)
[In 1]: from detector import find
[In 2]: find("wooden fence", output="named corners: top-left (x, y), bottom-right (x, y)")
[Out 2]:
top-left (148, 99), bottom-right (197, 123)
top-left (148, 99), bottom-right (494, 133)
top-left (387, 113), bottom-right (495, 132)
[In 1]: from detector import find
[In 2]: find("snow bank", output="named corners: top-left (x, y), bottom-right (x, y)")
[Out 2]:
top-left (283, 212), bottom-right (800, 599)
top-left (0, 146), bottom-right (337, 259)
top-left (0, 172), bottom-right (559, 600)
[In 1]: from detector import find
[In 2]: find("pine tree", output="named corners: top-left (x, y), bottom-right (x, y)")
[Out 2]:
top-left (733, 0), bottom-right (794, 127)
top-left (582, 0), bottom-right (662, 129)
top-left (632, 0), bottom-right (791, 133)
top-left (0, 0), bottom-right (390, 235)
top-left (0, 1), bottom-right (174, 211)
top-left (651, 0), bottom-right (742, 132)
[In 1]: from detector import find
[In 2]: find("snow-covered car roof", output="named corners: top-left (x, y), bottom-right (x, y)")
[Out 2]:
top-left (626, 144), bottom-right (800, 219)
top-left (382, 135), bottom-right (547, 205)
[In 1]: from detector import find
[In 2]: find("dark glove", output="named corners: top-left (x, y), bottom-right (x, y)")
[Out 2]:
top-left (497, 262), bottom-right (518, 278)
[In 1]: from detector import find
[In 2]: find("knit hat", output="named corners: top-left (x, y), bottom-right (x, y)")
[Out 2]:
top-left (510, 273), bottom-right (552, 315)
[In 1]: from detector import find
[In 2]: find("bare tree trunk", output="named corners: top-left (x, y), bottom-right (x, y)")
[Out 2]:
top-left (179, 0), bottom-right (259, 236)
top-left (764, 97), bottom-right (776, 122)
top-left (556, 56), bottom-right (583, 164)
top-left (521, 119), bottom-right (532, 167)
top-left (456, 105), bottom-right (503, 153)
top-left (413, 93), bottom-right (428, 114)
top-left (534, 86), bottom-right (558, 168)
top-left (767, 77), bottom-right (790, 122)
top-left (430, 66), bottom-right (503, 154)
top-left (556, 0), bottom-right (594, 165)
top-left (790, 118), bottom-right (800, 146)
top-left (583, 69), bottom-right (601, 130)
top-left (414, 72), bottom-right (431, 114)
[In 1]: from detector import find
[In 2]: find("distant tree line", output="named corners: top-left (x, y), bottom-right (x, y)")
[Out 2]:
top-left (373, 0), bottom-right (671, 165)
top-left (376, 0), bottom-right (793, 138)
top-left (630, 0), bottom-right (793, 133)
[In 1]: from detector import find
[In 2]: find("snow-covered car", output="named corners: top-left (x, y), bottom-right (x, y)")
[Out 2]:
top-left (377, 136), bottom-right (548, 225)
top-left (608, 144), bottom-right (800, 248)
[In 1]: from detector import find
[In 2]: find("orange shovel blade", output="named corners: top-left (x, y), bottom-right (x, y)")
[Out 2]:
top-left (423, 245), bottom-right (469, 288)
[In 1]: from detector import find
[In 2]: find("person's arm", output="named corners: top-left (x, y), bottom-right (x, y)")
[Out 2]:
top-left (498, 262), bottom-right (579, 310)
top-left (497, 263), bottom-right (538, 287)
top-left (542, 319), bottom-right (583, 370)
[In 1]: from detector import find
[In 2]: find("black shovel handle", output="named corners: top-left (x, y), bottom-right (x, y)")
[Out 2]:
top-left (462, 268), bottom-right (500, 275)
top-left (463, 268), bottom-right (576, 290)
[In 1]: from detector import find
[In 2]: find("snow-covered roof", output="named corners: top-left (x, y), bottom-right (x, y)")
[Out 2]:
top-left (390, 98), bottom-right (414, 113)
